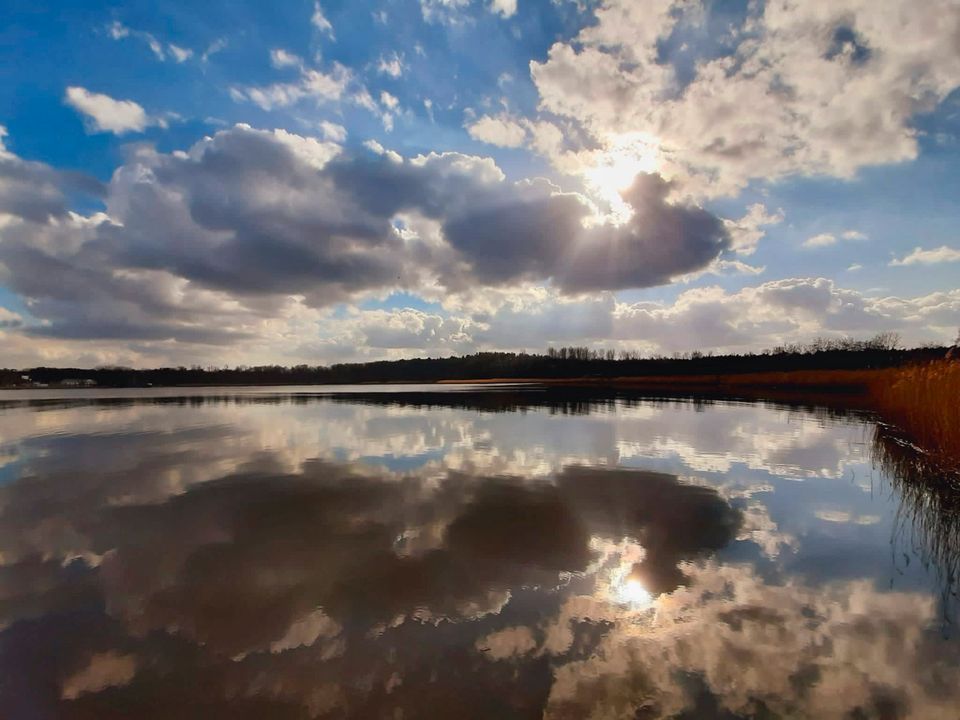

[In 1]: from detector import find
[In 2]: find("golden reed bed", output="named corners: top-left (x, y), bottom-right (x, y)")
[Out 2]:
top-left (869, 360), bottom-right (960, 474)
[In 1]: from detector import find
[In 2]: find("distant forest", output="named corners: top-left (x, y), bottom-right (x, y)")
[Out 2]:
top-left (2, 333), bottom-right (952, 389)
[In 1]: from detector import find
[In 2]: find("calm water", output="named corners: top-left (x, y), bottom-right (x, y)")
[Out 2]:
top-left (1, 386), bottom-right (958, 719)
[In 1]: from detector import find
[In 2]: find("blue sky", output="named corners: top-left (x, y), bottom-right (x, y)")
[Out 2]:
top-left (1, 0), bottom-right (959, 367)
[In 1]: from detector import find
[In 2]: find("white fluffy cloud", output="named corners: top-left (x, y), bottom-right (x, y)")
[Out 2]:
top-left (890, 245), bottom-right (960, 266)
top-left (613, 278), bottom-right (960, 352)
top-left (64, 87), bottom-right (155, 135)
top-left (490, 0), bottom-right (517, 18)
top-left (466, 115), bottom-right (527, 148)
top-left (529, 0), bottom-right (960, 197)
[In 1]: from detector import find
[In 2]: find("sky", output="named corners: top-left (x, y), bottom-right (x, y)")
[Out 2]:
top-left (1, 0), bottom-right (959, 368)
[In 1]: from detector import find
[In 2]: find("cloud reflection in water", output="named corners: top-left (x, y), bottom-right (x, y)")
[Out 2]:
top-left (0, 389), bottom-right (956, 719)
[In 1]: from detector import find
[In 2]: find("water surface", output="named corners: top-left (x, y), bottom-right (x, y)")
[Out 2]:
top-left (1, 386), bottom-right (958, 719)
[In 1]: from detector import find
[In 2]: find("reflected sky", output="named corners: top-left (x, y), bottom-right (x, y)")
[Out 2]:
top-left (0, 387), bottom-right (957, 719)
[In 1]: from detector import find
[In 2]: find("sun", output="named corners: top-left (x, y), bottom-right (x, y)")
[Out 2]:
top-left (617, 577), bottom-right (653, 606)
top-left (609, 562), bottom-right (655, 608)
top-left (581, 132), bottom-right (661, 224)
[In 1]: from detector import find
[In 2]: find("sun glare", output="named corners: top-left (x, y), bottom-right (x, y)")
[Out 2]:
top-left (618, 578), bottom-right (653, 606)
top-left (582, 133), bottom-right (661, 225)
top-left (609, 563), bottom-right (655, 608)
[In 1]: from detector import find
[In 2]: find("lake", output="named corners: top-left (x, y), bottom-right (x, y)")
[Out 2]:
top-left (1, 385), bottom-right (958, 719)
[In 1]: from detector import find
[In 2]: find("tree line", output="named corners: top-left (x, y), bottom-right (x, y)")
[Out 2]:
top-left (1, 333), bottom-right (949, 389)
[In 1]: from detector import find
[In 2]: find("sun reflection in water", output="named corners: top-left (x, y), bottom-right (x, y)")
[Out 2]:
top-left (609, 564), bottom-right (655, 609)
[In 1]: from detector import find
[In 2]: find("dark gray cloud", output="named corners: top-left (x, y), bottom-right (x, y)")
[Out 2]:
top-left (0, 146), bottom-right (103, 224)
top-left (443, 173), bottom-right (730, 291)
top-left (0, 125), bottom-right (730, 346)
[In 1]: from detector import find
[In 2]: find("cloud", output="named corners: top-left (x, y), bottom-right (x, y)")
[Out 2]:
top-left (166, 44), bottom-right (193, 63)
top-left (311, 1), bottom-right (335, 38)
top-left (890, 245), bottom-right (960, 266)
top-left (724, 203), bottom-right (784, 256)
top-left (229, 65), bottom-right (352, 110)
top-left (803, 232), bottom-right (836, 248)
top-left (466, 115), bottom-right (527, 148)
top-left (352, 308), bottom-right (474, 350)
top-left (0, 307), bottom-right (22, 329)
top-left (200, 37), bottom-right (227, 63)
top-left (269, 48), bottom-right (302, 69)
top-left (2, 394), bottom-right (958, 718)
top-left (0, 125), bottom-right (732, 355)
top-left (318, 120), bottom-right (347, 142)
top-left (440, 172), bottom-right (730, 292)
top-left (61, 652), bottom-right (136, 700)
top-left (420, 0), bottom-right (471, 24)
top-left (64, 87), bottom-right (156, 135)
top-left (380, 91), bottom-right (399, 110)
top-left (803, 229), bottom-right (869, 248)
top-left (613, 278), bottom-right (960, 352)
top-left (3, 123), bottom-right (955, 363)
top-left (542, 563), bottom-right (960, 719)
top-left (490, 0), bottom-right (518, 18)
top-left (106, 21), bottom-right (194, 64)
top-left (377, 52), bottom-right (404, 78)
top-left (529, 0), bottom-right (960, 197)
top-left (0, 125), bottom-right (104, 224)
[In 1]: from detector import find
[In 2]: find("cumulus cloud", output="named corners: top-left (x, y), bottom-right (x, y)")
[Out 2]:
top-left (0, 125), bottom-right (104, 223)
top-left (542, 563), bottom-right (960, 719)
top-left (1, 122), bottom-right (955, 364)
top-left (613, 278), bottom-right (960, 352)
top-left (466, 115), bottom-right (527, 148)
top-left (306, 275), bottom-right (960, 363)
top-left (529, 0), bottom-right (960, 197)
top-left (490, 0), bottom-right (518, 18)
top-left (64, 87), bottom-right (156, 135)
top-left (0, 125), bottom-right (730, 356)
top-left (890, 245), bottom-right (960, 266)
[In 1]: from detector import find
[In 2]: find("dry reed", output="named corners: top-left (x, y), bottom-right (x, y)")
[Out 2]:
top-left (869, 360), bottom-right (960, 474)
